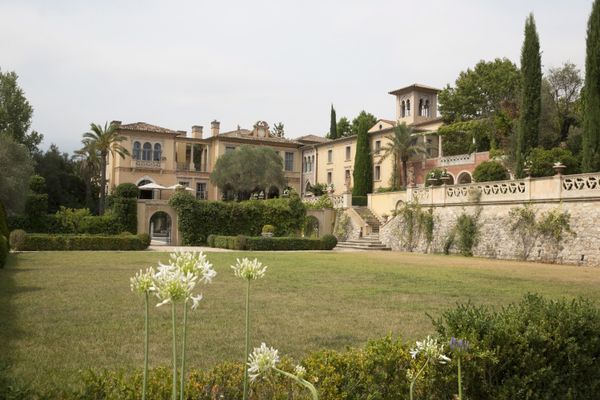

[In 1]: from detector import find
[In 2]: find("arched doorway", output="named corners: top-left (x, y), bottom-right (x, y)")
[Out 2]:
top-left (138, 179), bottom-right (154, 199)
top-left (457, 172), bottom-right (472, 184)
top-left (150, 211), bottom-right (171, 245)
top-left (304, 215), bottom-right (320, 238)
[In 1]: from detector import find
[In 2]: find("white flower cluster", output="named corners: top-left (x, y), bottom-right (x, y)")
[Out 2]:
top-left (247, 343), bottom-right (279, 382)
top-left (409, 335), bottom-right (451, 364)
top-left (231, 258), bottom-right (267, 281)
top-left (130, 267), bottom-right (155, 295)
top-left (130, 251), bottom-right (216, 310)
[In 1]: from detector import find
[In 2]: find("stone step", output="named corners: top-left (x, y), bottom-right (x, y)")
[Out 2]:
top-left (343, 239), bottom-right (385, 245)
top-left (335, 242), bottom-right (391, 251)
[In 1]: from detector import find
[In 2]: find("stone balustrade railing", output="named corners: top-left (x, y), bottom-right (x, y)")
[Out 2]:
top-left (438, 153), bottom-right (475, 166)
top-left (133, 160), bottom-right (162, 169)
top-left (368, 172), bottom-right (600, 216)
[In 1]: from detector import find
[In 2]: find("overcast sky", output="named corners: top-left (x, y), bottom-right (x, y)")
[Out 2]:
top-left (0, 0), bottom-right (593, 153)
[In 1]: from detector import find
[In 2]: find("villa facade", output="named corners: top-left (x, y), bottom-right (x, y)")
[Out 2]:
top-left (106, 83), bottom-right (485, 200)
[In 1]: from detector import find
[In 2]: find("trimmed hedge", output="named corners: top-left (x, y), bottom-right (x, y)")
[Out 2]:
top-left (19, 233), bottom-right (151, 251)
top-left (209, 235), bottom-right (330, 250)
top-left (169, 191), bottom-right (306, 245)
top-left (0, 200), bottom-right (8, 239)
top-left (351, 195), bottom-right (368, 206)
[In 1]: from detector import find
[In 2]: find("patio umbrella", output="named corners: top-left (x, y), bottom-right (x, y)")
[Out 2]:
top-left (166, 184), bottom-right (195, 192)
top-left (138, 182), bottom-right (167, 199)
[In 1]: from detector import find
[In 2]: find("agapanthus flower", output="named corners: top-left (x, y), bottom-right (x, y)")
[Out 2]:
top-left (168, 251), bottom-right (217, 284)
top-left (152, 264), bottom-right (198, 307)
top-left (247, 343), bottom-right (279, 382)
top-left (130, 267), bottom-right (155, 295)
top-left (190, 293), bottom-right (203, 310)
top-left (294, 365), bottom-right (307, 379)
top-left (449, 337), bottom-right (470, 355)
top-left (410, 335), bottom-right (451, 364)
top-left (232, 258), bottom-right (267, 281)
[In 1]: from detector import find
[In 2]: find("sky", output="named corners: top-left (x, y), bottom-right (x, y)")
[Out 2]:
top-left (0, 0), bottom-right (593, 153)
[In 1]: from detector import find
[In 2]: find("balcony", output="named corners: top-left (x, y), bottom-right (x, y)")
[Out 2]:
top-left (176, 162), bottom-right (208, 173)
top-left (132, 160), bottom-right (162, 169)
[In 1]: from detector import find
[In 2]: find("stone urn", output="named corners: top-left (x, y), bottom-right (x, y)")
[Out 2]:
top-left (553, 162), bottom-right (566, 176)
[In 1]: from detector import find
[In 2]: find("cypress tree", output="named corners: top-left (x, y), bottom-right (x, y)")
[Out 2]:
top-left (515, 13), bottom-right (542, 178)
top-left (329, 104), bottom-right (337, 139)
top-left (352, 118), bottom-right (373, 197)
top-left (583, 0), bottom-right (600, 171)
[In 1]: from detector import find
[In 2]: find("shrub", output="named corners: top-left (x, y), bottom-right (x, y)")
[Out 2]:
top-left (536, 208), bottom-right (574, 262)
top-left (320, 234), bottom-right (337, 250)
top-left (473, 160), bottom-right (509, 182)
top-left (112, 197), bottom-right (137, 234)
top-left (207, 234), bottom-right (216, 247)
top-left (24, 194), bottom-right (48, 219)
top-left (55, 207), bottom-right (92, 234)
top-left (235, 235), bottom-right (247, 250)
top-left (424, 167), bottom-right (445, 186)
top-left (114, 183), bottom-right (140, 199)
top-left (527, 147), bottom-right (580, 177)
top-left (308, 182), bottom-right (328, 196)
top-left (305, 195), bottom-right (334, 210)
top-left (509, 204), bottom-right (538, 260)
top-left (261, 224), bottom-right (275, 234)
top-left (0, 200), bottom-right (8, 239)
top-left (456, 213), bottom-right (479, 256)
top-left (169, 191), bottom-right (306, 245)
top-left (80, 215), bottom-right (120, 235)
top-left (431, 294), bottom-right (600, 399)
top-left (0, 235), bottom-right (7, 268)
top-left (138, 233), bottom-right (151, 249)
top-left (210, 235), bottom-right (326, 251)
top-left (352, 195), bottom-right (368, 206)
top-left (19, 234), bottom-right (150, 251)
top-left (29, 174), bottom-right (46, 194)
top-left (9, 229), bottom-right (26, 251)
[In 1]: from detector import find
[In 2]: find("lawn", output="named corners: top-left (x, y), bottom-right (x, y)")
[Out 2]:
top-left (2, 250), bottom-right (600, 391)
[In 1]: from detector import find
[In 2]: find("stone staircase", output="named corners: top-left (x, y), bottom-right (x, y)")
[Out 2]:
top-left (353, 207), bottom-right (381, 233)
top-left (335, 207), bottom-right (390, 250)
top-left (335, 233), bottom-right (391, 250)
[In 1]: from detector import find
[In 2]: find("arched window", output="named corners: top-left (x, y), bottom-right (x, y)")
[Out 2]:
top-left (133, 141), bottom-right (141, 160)
top-left (401, 100), bottom-right (406, 118)
top-left (424, 100), bottom-right (430, 117)
top-left (153, 143), bottom-right (162, 161)
top-left (418, 99), bottom-right (424, 116)
top-left (142, 142), bottom-right (152, 161)
top-left (406, 99), bottom-right (411, 116)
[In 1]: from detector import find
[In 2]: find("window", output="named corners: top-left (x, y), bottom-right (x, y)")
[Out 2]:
top-left (401, 100), bottom-right (406, 118)
top-left (424, 100), bottom-right (430, 117)
top-left (196, 182), bottom-right (207, 200)
top-left (375, 140), bottom-right (381, 154)
top-left (379, 124), bottom-right (383, 130)
top-left (418, 99), bottom-right (424, 116)
top-left (153, 143), bottom-right (162, 161)
top-left (285, 152), bottom-right (294, 171)
top-left (374, 165), bottom-right (381, 181)
top-left (327, 149), bottom-right (333, 163)
top-left (406, 99), bottom-right (411, 116)
top-left (133, 141), bottom-right (141, 160)
top-left (345, 146), bottom-right (351, 161)
top-left (225, 146), bottom-right (236, 153)
top-left (142, 142), bottom-right (152, 160)
top-left (345, 169), bottom-right (351, 182)
top-left (327, 171), bottom-right (332, 185)
top-left (179, 181), bottom-right (189, 187)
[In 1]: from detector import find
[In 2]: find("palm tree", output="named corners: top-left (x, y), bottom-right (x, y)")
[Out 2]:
top-left (380, 122), bottom-right (428, 189)
top-left (73, 138), bottom-right (101, 213)
top-left (83, 122), bottom-right (129, 214)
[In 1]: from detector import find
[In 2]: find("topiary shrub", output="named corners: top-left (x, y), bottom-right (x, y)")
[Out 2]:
top-left (262, 224), bottom-right (275, 234)
top-left (526, 147), bottom-right (580, 177)
top-left (114, 183), bottom-right (140, 199)
top-left (472, 160), bottom-right (509, 182)
top-left (9, 229), bottom-right (26, 251)
top-left (320, 234), bottom-right (337, 250)
top-left (112, 197), bottom-right (137, 234)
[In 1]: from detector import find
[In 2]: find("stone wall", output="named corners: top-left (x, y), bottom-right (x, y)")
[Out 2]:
top-left (379, 200), bottom-right (600, 266)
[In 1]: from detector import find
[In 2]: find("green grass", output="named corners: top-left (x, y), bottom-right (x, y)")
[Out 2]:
top-left (2, 250), bottom-right (600, 391)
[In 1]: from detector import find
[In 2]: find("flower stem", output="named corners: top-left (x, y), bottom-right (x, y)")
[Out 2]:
top-left (409, 359), bottom-right (429, 400)
top-left (179, 303), bottom-right (188, 400)
top-left (273, 367), bottom-right (319, 400)
top-left (457, 356), bottom-right (462, 400)
top-left (142, 292), bottom-right (149, 400)
top-left (171, 302), bottom-right (177, 400)
top-left (242, 280), bottom-right (250, 400)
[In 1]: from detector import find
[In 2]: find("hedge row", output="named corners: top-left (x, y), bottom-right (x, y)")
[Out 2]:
top-left (169, 191), bottom-right (306, 245)
top-left (8, 214), bottom-right (125, 235)
top-left (7, 294), bottom-right (600, 399)
top-left (0, 235), bottom-right (7, 268)
top-left (0, 200), bottom-right (8, 267)
top-left (18, 233), bottom-right (151, 251)
top-left (208, 234), bottom-right (337, 250)
top-left (351, 195), bottom-right (367, 206)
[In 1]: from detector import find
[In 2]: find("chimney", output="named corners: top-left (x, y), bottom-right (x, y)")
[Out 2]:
top-left (110, 120), bottom-right (122, 128)
top-left (211, 120), bottom-right (220, 137)
top-left (191, 125), bottom-right (203, 139)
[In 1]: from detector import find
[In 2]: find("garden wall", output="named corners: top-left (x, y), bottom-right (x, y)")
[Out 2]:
top-left (378, 172), bottom-right (600, 266)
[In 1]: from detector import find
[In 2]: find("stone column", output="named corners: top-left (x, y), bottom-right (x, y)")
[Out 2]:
top-left (189, 143), bottom-right (195, 171)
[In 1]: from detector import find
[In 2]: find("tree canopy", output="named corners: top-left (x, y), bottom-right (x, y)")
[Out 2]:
top-left (547, 62), bottom-right (583, 142)
top-left (0, 69), bottom-right (43, 154)
top-left (0, 135), bottom-right (34, 214)
top-left (328, 105), bottom-right (337, 139)
top-left (438, 58), bottom-right (521, 123)
top-left (336, 117), bottom-right (351, 137)
top-left (210, 145), bottom-right (286, 200)
top-left (352, 118), bottom-right (373, 196)
top-left (583, 0), bottom-right (600, 171)
top-left (350, 111), bottom-right (377, 136)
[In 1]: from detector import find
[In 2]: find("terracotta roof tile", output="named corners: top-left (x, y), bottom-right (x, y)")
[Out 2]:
top-left (119, 122), bottom-right (180, 134)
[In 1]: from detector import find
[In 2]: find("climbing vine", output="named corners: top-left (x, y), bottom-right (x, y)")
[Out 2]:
top-left (333, 210), bottom-right (351, 241)
top-left (394, 202), bottom-right (435, 252)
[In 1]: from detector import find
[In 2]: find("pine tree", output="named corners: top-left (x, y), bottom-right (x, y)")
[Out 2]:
top-left (583, 0), bottom-right (600, 171)
top-left (352, 118), bottom-right (373, 196)
top-left (329, 105), bottom-right (337, 139)
top-left (515, 13), bottom-right (542, 178)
